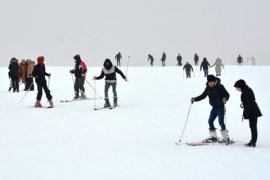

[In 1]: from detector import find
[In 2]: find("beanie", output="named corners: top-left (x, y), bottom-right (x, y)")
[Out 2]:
top-left (234, 79), bottom-right (246, 89)
top-left (37, 56), bottom-right (44, 64)
top-left (207, 74), bottom-right (216, 82)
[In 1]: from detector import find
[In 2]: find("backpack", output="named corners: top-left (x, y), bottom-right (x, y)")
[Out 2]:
top-left (80, 60), bottom-right (88, 73)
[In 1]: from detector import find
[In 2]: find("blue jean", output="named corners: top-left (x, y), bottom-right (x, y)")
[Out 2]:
top-left (203, 69), bottom-right (208, 77)
top-left (208, 107), bottom-right (226, 130)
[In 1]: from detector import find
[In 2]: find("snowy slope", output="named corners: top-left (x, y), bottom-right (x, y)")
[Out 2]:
top-left (0, 66), bottom-right (269, 180)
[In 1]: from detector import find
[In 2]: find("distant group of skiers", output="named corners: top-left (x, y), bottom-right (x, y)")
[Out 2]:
top-left (7, 53), bottom-right (262, 148)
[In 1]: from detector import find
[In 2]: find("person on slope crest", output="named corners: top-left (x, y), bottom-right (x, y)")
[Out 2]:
top-left (70, 54), bottom-right (87, 100)
top-left (191, 74), bottom-right (230, 143)
top-left (32, 56), bottom-right (53, 108)
top-left (93, 58), bottom-right (127, 108)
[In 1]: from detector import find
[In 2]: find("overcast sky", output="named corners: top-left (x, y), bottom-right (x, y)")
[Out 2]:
top-left (1, 0), bottom-right (270, 67)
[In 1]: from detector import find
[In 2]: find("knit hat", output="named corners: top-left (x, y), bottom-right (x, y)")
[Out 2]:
top-left (234, 79), bottom-right (246, 89)
top-left (207, 74), bottom-right (216, 82)
top-left (37, 56), bottom-right (44, 64)
top-left (104, 58), bottom-right (112, 70)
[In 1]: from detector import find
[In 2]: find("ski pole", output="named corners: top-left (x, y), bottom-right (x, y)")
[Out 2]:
top-left (85, 79), bottom-right (102, 99)
top-left (126, 56), bottom-right (130, 77)
top-left (175, 103), bottom-right (192, 145)
top-left (19, 81), bottom-right (34, 103)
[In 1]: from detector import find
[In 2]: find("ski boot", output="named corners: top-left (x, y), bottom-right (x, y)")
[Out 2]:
top-left (48, 99), bottom-right (54, 108)
top-left (203, 129), bottom-right (218, 143)
top-left (34, 100), bottom-right (42, 108)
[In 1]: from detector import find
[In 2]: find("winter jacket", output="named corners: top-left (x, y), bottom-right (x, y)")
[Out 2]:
top-left (32, 63), bottom-right (50, 84)
top-left (240, 86), bottom-right (262, 119)
top-left (211, 58), bottom-right (224, 74)
top-left (200, 60), bottom-right (210, 70)
top-left (96, 59), bottom-right (126, 83)
top-left (161, 53), bottom-right (166, 61)
top-left (194, 83), bottom-right (230, 107)
top-left (8, 60), bottom-right (19, 79)
top-left (183, 64), bottom-right (193, 72)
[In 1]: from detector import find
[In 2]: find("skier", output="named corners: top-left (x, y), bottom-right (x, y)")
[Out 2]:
top-left (183, 62), bottom-right (193, 78)
top-left (194, 53), bottom-right (199, 66)
top-left (8, 57), bottom-right (20, 92)
top-left (161, 52), bottom-right (166, 66)
top-left (211, 57), bottom-right (224, 76)
top-left (200, 57), bottom-right (210, 77)
top-left (93, 58), bottom-right (127, 108)
top-left (148, 54), bottom-right (154, 66)
top-left (234, 79), bottom-right (262, 147)
top-left (191, 75), bottom-right (231, 143)
top-left (70, 54), bottom-right (87, 99)
top-left (32, 56), bottom-right (53, 108)
top-left (176, 54), bottom-right (182, 66)
top-left (115, 52), bottom-right (122, 67)
top-left (237, 55), bottom-right (243, 65)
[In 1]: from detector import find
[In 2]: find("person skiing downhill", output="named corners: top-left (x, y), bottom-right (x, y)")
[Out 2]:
top-left (191, 75), bottom-right (231, 143)
top-left (234, 79), bottom-right (262, 147)
top-left (32, 56), bottom-right (53, 107)
top-left (70, 54), bottom-right (87, 99)
top-left (93, 59), bottom-right (127, 108)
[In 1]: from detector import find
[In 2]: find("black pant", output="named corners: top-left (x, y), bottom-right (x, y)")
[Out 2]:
top-left (36, 80), bottom-right (52, 101)
top-left (25, 78), bottom-right (34, 90)
top-left (249, 118), bottom-right (258, 143)
top-left (11, 76), bottom-right (19, 91)
top-left (74, 77), bottom-right (85, 95)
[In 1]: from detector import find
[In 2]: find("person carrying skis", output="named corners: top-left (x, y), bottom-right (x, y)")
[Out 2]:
top-left (183, 62), bottom-right (193, 78)
top-left (200, 57), bottom-right (210, 77)
top-left (93, 58), bottom-right (127, 108)
top-left (148, 54), bottom-right (154, 66)
top-left (32, 56), bottom-right (53, 108)
top-left (70, 54), bottom-right (87, 99)
top-left (115, 52), bottom-right (122, 67)
top-left (191, 74), bottom-right (231, 143)
top-left (234, 79), bottom-right (262, 147)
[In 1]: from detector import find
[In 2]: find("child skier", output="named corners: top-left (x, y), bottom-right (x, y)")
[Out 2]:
top-left (93, 58), bottom-right (127, 108)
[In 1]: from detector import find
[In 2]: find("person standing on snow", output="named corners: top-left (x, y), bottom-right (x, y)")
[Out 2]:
top-left (148, 54), bottom-right (154, 66)
top-left (194, 53), bottom-right (199, 66)
top-left (93, 58), bottom-right (127, 108)
top-left (183, 62), bottom-right (193, 78)
top-left (200, 57), bottom-right (210, 77)
top-left (176, 54), bottom-right (182, 66)
top-left (70, 54), bottom-right (87, 99)
top-left (211, 57), bottom-right (224, 76)
top-left (161, 52), bottom-right (166, 66)
top-left (234, 79), bottom-right (262, 147)
top-left (32, 56), bottom-right (53, 108)
top-left (8, 57), bottom-right (20, 92)
top-left (191, 75), bottom-right (231, 143)
top-left (115, 52), bottom-right (122, 67)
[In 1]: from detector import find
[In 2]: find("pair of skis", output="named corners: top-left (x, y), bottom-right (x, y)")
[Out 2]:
top-left (60, 97), bottom-right (94, 103)
top-left (176, 139), bottom-right (235, 146)
top-left (94, 105), bottom-right (117, 110)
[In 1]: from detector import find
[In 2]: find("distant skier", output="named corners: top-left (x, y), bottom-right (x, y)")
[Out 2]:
top-left (8, 57), bottom-right (20, 92)
top-left (148, 54), bottom-right (154, 66)
top-left (32, 56), bottom-right (53, 108)
top-left (70, 54), bottom-right (87, 99)
top-left (115, 52), bottom-right (122, 67)
top-left (183, 62), bottom-right (194, 78)
top-left (200, 57), bottom-right (210, 77)
top-left (234, 79), bottom-right (262, 147)
top-left (194, 53), bottom-right (199, 66)
top-left (211, 57), bottom-right (224, 76)
top-left (93, 58), bottom-right (127, 108)
top-left (161, 52), bottom-right (166, 66)
top-left (191, 75), bottom-right (231, 143)
top-left (237, 55), bottom-right (243, 65)
top-left (176, 54), bottom-right (182, 66)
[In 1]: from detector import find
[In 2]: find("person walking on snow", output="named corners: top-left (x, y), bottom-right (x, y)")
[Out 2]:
top-left (177, 54), bottom-right (182, 66)
top-left (211, 57), bottom-right (224, 76)
top-left (8, 58), bottom-right (20, 92)
top-left (234, 79), bottom-right (262, 147)
top-left (194, 53), bottom-right (199, 66)
top-left (200, 57), bottom-right (210, 77)
top-left (148, 54), bottom-right (154, 66)
top-left (161, 52), bottom-right (166, 66)
top-left (183, 62), bottom-right (193, 78)
top-left (93, 58), bottom-right (127, 108)
top-left (115, 52), bottom-right (122, 67)
top-left (70, 54), bottom-right (87, 99)
top-left (191, 75), bottom-right (231, 143)
top-left (32, 56), bottom-right (53, 107)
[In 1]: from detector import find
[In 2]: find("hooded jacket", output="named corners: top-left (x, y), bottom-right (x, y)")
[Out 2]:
top-left (96, 59), bottom-right (126, 83)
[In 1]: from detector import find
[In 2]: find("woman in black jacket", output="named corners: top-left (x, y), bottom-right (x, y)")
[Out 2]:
top-left (234, 79), bottom-right (262, 147)
top-left (8, 58), bottom-right (20, 92)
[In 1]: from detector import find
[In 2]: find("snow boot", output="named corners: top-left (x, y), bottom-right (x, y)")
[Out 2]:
top-left (81, 91), bottom-right (87, 99)
top-left (34, 100), bottom-right (42, 107)
top-left (204, 129), bottom-right (218, 142)
top-left (113, 98), bottom-right (118, 107)
top-left (219, 130), bottom-right (231, 143)
top-left (245, 141), bottom-right (256, 147)
top-left (73, 93), bottom-right (79, 100)
top-left (104, 98), bottom-right (111, 108)
top-left (49, 99), bottom-right (54, 108)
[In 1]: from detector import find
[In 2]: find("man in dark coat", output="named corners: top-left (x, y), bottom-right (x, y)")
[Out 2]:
top-left (183, 62), bottom-right (194, 78)
top-left (115, 52), bottom-right (122, 67)
top-left (32, 56), bottom-right (53, 107)
top-left (191, 75), bottom-right (230, 143)
top-left (234, 79), bottom-right (262, 147)
top-left (93, 59), bottom-right (127, 107)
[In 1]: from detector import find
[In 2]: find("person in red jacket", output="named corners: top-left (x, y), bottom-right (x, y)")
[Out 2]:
top-left (32, 56), bottom-right (53, 108)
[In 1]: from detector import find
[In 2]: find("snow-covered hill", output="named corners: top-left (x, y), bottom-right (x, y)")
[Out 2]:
top-left (0, 66), bottom-right (269, 180)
